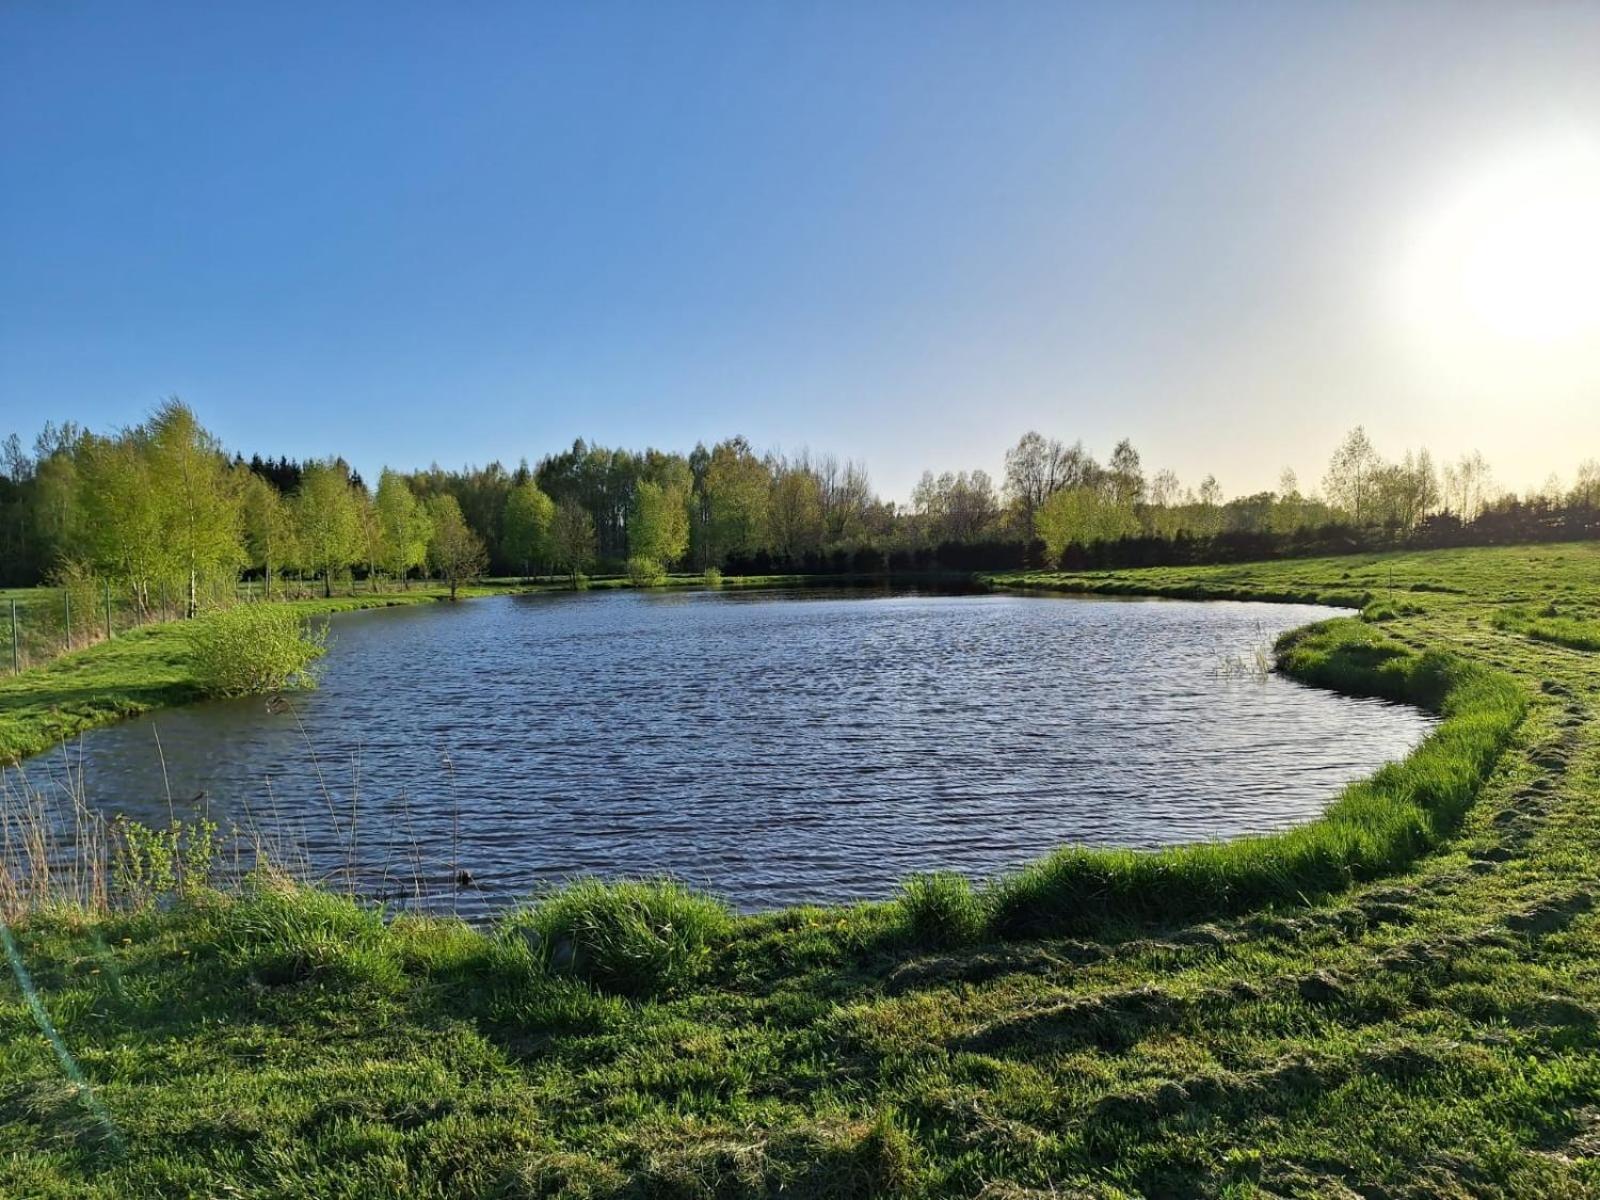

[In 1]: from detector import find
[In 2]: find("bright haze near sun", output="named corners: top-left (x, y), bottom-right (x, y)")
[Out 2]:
top-left (1396, 137), bottom-right (1600, 378)
top-left (0, 1), bottom-right (1597, 501)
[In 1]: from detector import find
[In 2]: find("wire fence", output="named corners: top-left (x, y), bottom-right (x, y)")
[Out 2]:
top-left (2, 573), bottom-right (456, 677)
top-left (1, 577), bottom-right (297, 676)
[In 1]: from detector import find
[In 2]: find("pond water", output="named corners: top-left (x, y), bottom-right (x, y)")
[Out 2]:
top-left (15, 589), bottom-right (1435, 916)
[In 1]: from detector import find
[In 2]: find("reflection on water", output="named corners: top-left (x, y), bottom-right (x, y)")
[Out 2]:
top-left (16, 589), bottom-right (1435, 916)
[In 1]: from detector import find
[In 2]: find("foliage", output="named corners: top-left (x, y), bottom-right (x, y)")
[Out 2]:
top-left (48, 558), bottom-right (104, 647)
top-left (626, 556), bottom-right (666, 586)
top-left (292, 459), bottom-right (362, 597)
top-left (187, 603), bottom-right (327, 697)
top-left (111, 815), bottom-right (219, 908)
top-left (628, 479), bottom-right (689, 567)
top-left (147, 399), bottom-right (245, 616)
top-left (702, 437), bottom-right (770, 563)
top-left (375, 468), bottom-right (432, 585)
top-left (426, 493), bottom-right (488, 599)
top-left (5, 404), bottom-right (1600, 591)
top-left (500, 479), bottom-right (554, 576)
top-left (1035, 482), bottom-right (1139, 562)
top-left (240, 470), bottom-right (295, 594)
top-left (549, 499), bottom-right (598, 584)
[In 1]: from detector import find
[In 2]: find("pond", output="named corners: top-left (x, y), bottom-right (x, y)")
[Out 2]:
top-left (14, 589), bottom-right (1436, 916)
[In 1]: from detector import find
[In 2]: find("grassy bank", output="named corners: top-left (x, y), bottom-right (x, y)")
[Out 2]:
top-left (4, 543), bottom-right (1600, 1196)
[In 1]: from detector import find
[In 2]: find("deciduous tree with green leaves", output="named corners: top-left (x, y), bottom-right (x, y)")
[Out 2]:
top-left (74, 430), bottom-right (167, 615)
top-left (293, 460), bottom-right (362, 598)
top-left (501, 479), bottom-right (555, 579)
top-left (426, 493), bottom-right (487, 600)
top-left (550, 499), bottom-right (598, 587)
top-left (374, 469), bottom-right (431, 588)
top-left (628, 479), bottom-right (689, 573)
top-left (146, 399), bottom-right (244, 617)
top-left (702, 437), bottom-right (769, 564)
top-left (239, 469), bottom-right (295, 597)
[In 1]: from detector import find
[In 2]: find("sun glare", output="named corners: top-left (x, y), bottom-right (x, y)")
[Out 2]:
top-left (1399, 138), bottom-right (1600, 348)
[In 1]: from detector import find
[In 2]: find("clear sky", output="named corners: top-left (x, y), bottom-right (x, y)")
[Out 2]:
top-left (3, 1), bottom-right (1598, 502)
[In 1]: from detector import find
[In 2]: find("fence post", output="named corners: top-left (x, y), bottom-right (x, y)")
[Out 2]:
top-left (9, 599), bottom-right (17, 674)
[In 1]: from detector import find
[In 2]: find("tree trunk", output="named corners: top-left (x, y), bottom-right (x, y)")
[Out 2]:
top-left (323, 568), bottom-right (332, 599)
top-left (187, 568), bottom-right (197, 619)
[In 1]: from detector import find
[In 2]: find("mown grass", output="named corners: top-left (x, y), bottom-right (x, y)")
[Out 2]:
top-left (1492, 600), bottom-right (1600, 653)
top-left (4, 542), bottom-right (1600, 1197)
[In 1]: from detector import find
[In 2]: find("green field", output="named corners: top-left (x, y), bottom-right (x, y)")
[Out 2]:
top-left (3, 543), bottom-right (1600, 1197)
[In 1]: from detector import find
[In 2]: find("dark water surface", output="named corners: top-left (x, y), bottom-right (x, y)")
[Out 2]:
top-left (17, 590), bottom-right (1435, 916)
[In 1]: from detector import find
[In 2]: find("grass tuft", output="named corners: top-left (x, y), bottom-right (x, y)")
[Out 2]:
top-left (897, 872), bottom-right (986, 948)
top-left (506, 876), bottom-right (735, 998)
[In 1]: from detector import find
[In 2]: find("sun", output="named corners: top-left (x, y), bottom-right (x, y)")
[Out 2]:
top-left (1398, 137), bottom-right (1600, 346)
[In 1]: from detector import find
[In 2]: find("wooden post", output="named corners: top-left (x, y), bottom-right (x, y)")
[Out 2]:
top-left (9, 599), bottom-right (18, 674)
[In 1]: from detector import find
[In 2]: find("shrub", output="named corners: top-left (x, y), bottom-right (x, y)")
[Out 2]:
top-left (703, 567), bottom-right (723, 587)
top-left (898, 872), bottom-right (985, 947)
top-left (111, 815), bottom-right (219, 908)
top-left (189, 604), bottom-right (327, 697)
top-left (627, 556), bottom-right (666, 587)
top-left (507, 877), bottom-right (734, 998)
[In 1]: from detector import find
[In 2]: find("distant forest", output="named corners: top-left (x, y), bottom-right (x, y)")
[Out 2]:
top-left (1, 402), bottom-right (1597, 594)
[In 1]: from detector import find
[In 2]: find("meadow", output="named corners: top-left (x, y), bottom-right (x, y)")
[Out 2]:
top-left (2, 542), bottom-right (1598, 1197)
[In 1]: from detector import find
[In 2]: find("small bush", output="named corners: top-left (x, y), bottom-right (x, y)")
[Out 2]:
top-left (508, 877), bottom-right (734, 998)
top-left (111, 815), bottom-right (219, 908)
top-left (703, 567), bottom-right (723, 587)
top-left (898, 872), bottom-right (985, 947)
top-left (189, 604), bottom-right (327, 697)
top-left (627, 556), bottom-right (667, 587)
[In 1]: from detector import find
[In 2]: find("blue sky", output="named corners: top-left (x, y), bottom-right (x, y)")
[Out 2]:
top-left (3, 2), bottom-right (1597, 500)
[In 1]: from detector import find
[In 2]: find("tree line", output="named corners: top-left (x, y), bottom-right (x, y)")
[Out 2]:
top-left (1, 402), bottom-right (1597, 597)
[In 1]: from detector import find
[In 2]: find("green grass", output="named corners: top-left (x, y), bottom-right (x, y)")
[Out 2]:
top-left (5, 542), bottom-right (1600, 1196)
top-left (503, 877), bottom-right (737, 999)
top-left (1492, 600), bottom-right (1600, 653)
